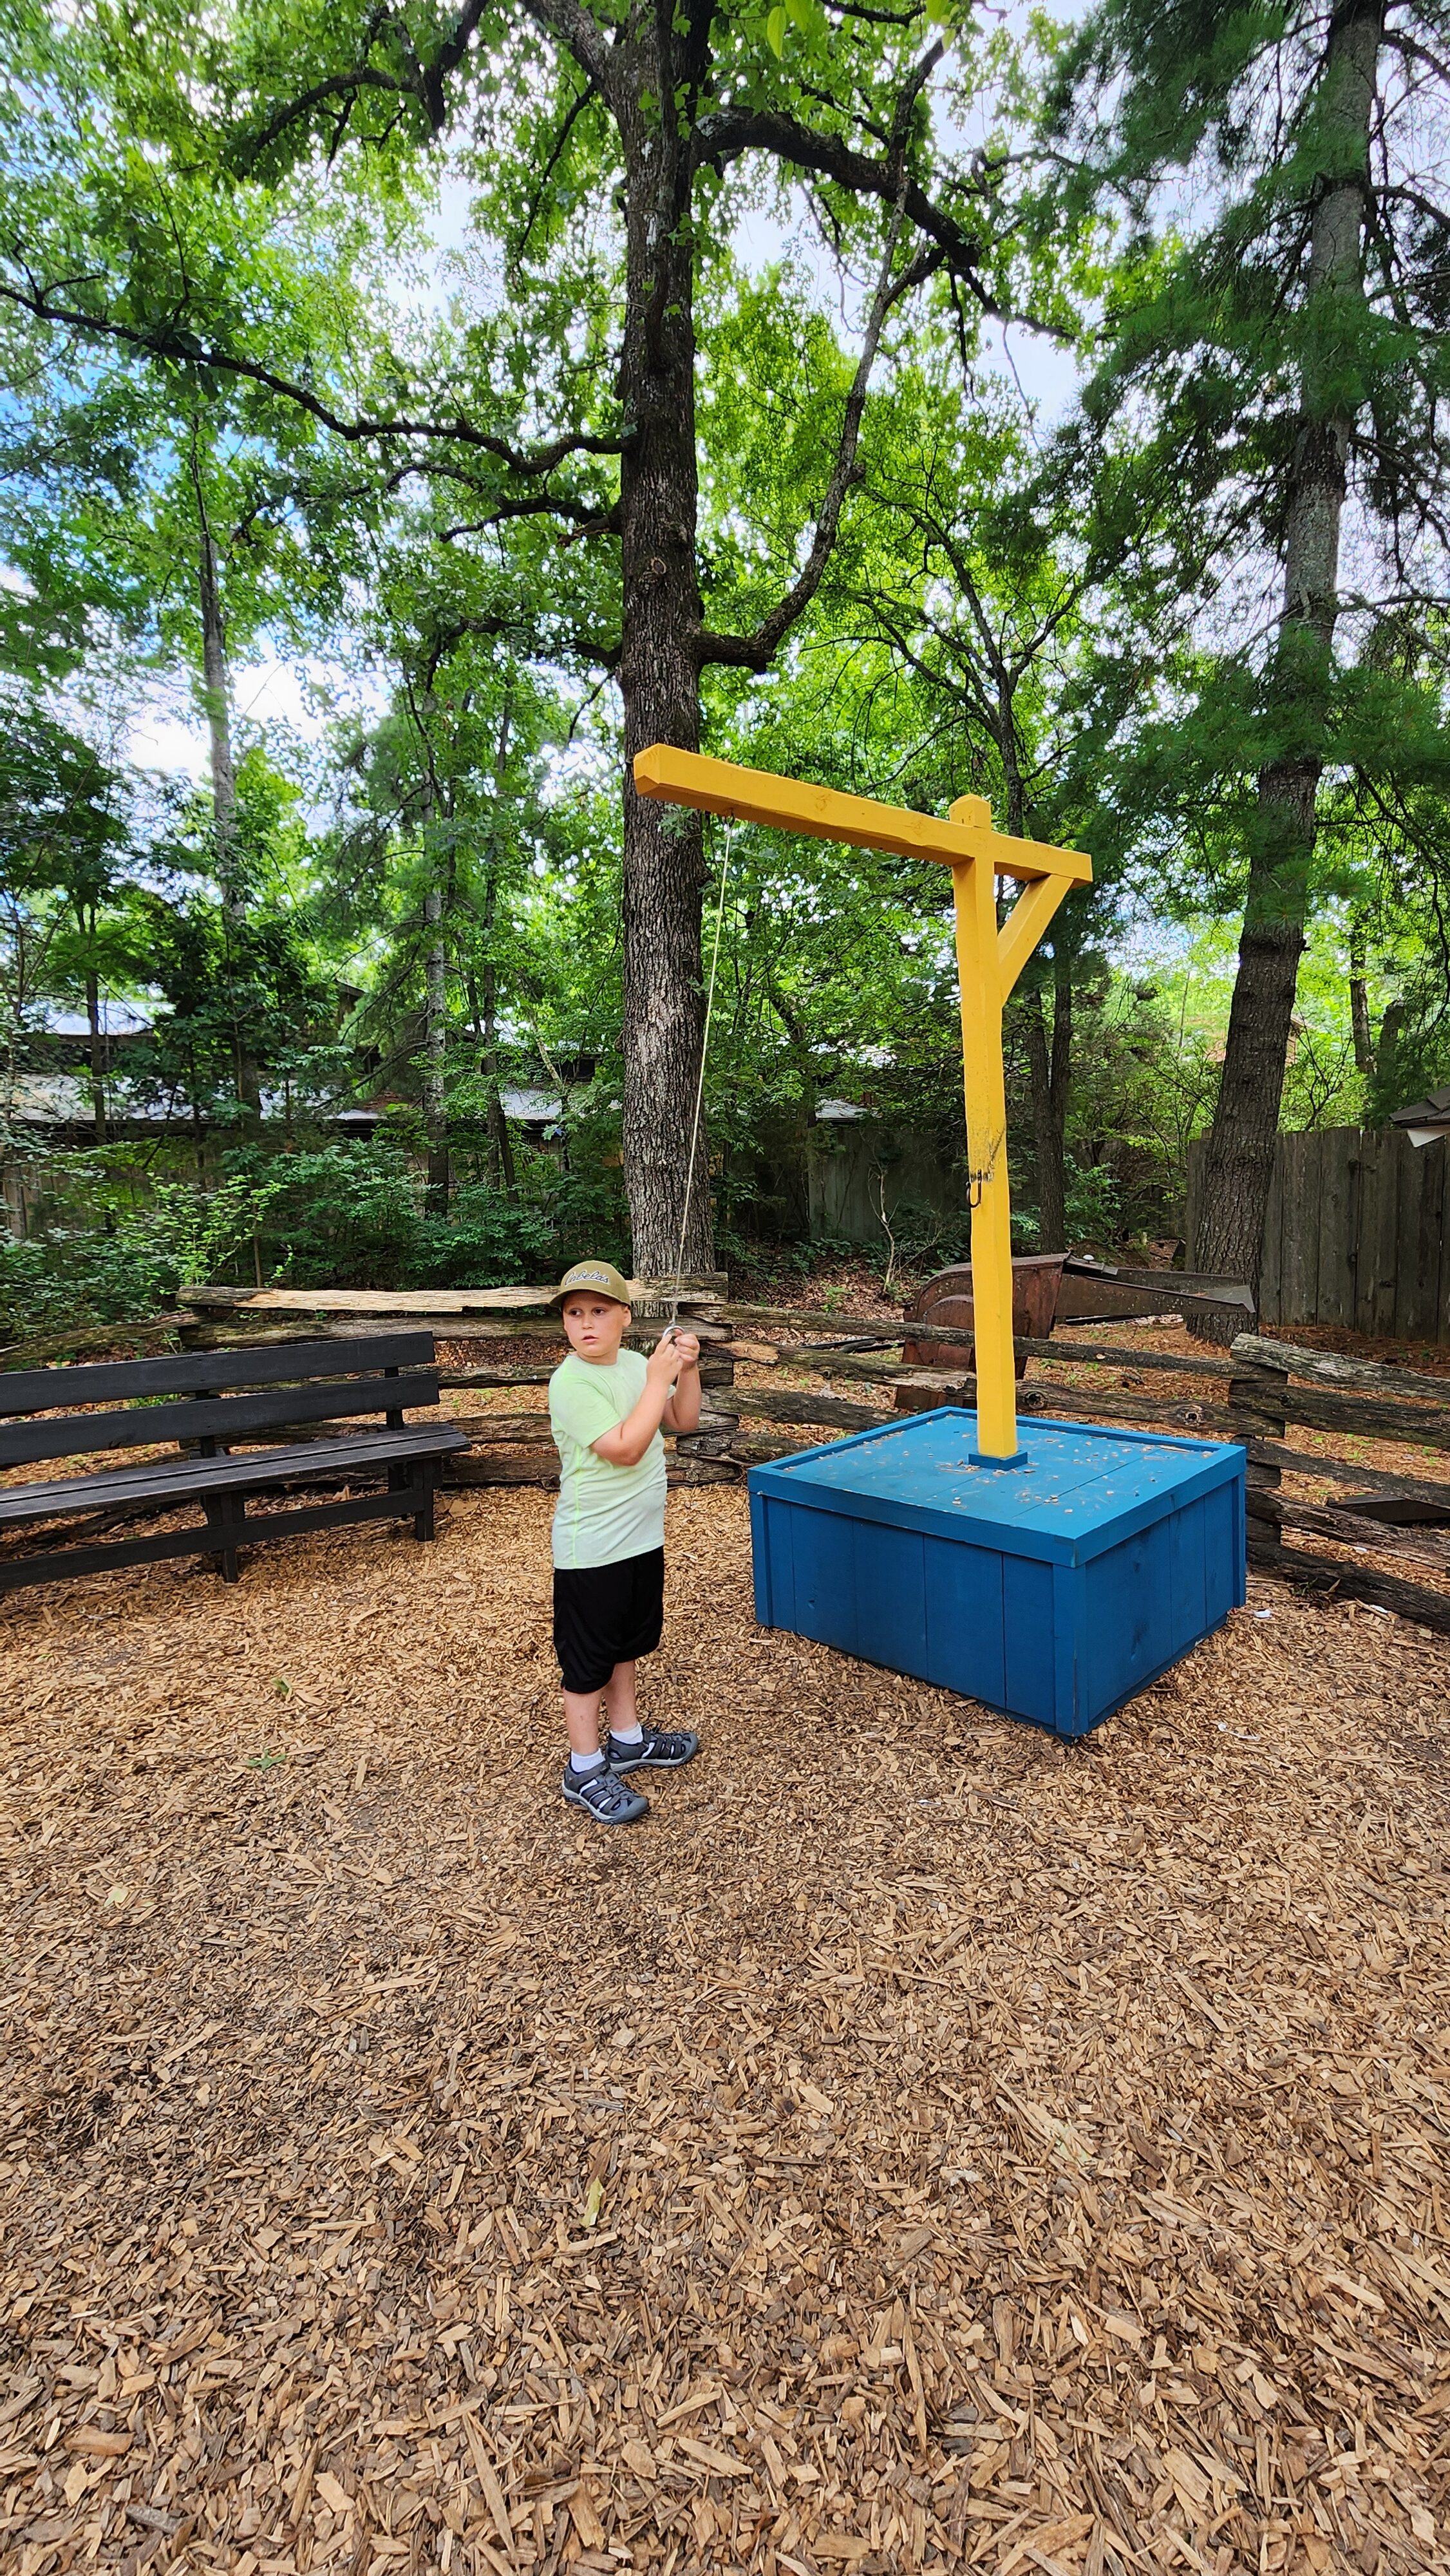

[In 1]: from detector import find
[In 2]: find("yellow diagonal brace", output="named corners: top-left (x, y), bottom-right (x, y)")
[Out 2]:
top-left (997, 873), bottom-right (1073, 1003)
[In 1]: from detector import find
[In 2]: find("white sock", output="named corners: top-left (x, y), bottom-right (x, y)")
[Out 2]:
top-left (570, 1748), bottom-right (606, 1775)
top-left (610, 1721), bottom-right (644, 1745)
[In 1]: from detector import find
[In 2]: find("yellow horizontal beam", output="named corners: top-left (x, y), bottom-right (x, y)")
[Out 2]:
top-left (634, 746), bottom-right (1091, 886)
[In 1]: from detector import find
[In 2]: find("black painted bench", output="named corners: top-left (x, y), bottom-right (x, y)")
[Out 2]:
top-left (0, 1332), bottom-right (469, 1591)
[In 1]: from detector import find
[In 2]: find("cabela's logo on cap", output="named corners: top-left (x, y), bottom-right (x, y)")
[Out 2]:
top-left (552, 1260), bottom-right (632, 1304)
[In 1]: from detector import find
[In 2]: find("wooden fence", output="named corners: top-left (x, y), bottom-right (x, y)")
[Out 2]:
top-left (1187, 1124), bottom-right (1450, 1342)
top-left (160, 1284), bottom-right (1450, 1638)
top-left (10, 1282), bottom-right (1450, 1635)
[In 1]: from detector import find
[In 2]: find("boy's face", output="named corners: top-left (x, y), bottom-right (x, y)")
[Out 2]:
top-left (561, 1294), bottom-right (630, 1363)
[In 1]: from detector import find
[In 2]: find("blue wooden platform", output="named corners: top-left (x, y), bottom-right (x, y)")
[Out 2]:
top-left (748, 1408), bottom-right (1246, 1736)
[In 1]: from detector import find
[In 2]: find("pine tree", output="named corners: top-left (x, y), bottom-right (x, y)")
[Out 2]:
top-left (1055, 0), bottom-right (1450, 1327)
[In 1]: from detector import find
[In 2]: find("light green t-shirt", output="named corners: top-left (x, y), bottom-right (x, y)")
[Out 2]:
top-left (549, 1348), bottom-right (668, 1570)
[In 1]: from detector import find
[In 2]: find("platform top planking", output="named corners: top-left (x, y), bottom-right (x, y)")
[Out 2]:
top-left (750, 1408), bottom-right (1243, 1565)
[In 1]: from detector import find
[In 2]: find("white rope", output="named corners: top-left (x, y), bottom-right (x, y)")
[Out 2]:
top-left (666, 817), bottom-right (734, 1333)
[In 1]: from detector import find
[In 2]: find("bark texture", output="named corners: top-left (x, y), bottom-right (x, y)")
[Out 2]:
top-left (1023, 947), bottom-right (1072, 1254)
top-left (85, 967), bottom-right (106, 1145)
top-left (1191, 0), bottom-right (1382, 1337)
top-left (480, 699), bottom-right (515, 1191)
top-left (1349, 916), bottom-right (1375, 1072)
top-left (616, 103), bottom-right (711, 1279)
top-left (422, 876), bottom-right (449, 1217)
top-left (193, 465), bottom-right (262, 1123)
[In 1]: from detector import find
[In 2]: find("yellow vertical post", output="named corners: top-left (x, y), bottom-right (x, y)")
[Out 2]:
top-left (950, 804), bottom-right (1018, 1461)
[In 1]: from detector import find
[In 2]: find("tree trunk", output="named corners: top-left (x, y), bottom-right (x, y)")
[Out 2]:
top-left (481, 697), bottom-right (515, 1190)
top-left (1023, 945), bottom-right (1071, 1253)
top-left (1001, 708), bottom-right (1071, 1254)
top-left (480, 956), bottom-right (515, 1192)
top-left (1349, 914), bottom-right (1375, 1072)
top-left (193, 459), bottom-right (263, 1124)
top-left (85, 966), bottom-right (106, 1145)
top-left (1190, 0), bottom-right (1382, 1338)
top-left (423, 876), bottom-right (449, 1219)
top-left (617, 122), bottom-right (711, 1280)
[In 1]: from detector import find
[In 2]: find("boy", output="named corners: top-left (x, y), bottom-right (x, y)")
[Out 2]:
top-left (547, 1260), bottom-right (703, 1825)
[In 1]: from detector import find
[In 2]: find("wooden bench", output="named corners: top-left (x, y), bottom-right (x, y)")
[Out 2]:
top-left (0, 1332), bottom-right (470, 1592)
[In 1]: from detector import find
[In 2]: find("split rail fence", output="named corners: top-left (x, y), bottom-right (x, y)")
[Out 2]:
top-left (153, 1284), bottom-right (1450, 1640)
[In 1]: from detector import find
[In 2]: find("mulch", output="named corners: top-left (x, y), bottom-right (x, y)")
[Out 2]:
top-left (3, 1484), bottom-right (1449, 2576)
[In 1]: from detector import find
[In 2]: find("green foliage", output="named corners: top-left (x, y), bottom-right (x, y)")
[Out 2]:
top-left (0, 0), bottom-right (1444, 1320)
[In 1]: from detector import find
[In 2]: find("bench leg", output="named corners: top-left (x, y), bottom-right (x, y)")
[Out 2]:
top-left (412, 1460), bottom-right (435, 1544)
top-left (203, 1492), bottom-right (245, 1582)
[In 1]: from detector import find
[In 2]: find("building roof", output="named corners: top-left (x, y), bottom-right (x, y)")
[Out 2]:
top-left (36, 1000), bottom-right (153, 1039)
top-left (1390, 1085), bottom-right (1450, 1147)
top-left (502, 1088), bottom-right (563, 1122)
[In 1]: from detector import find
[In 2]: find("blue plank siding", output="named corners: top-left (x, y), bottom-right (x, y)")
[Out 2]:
top-left (748, 1409), bottom-right (1246, 1736)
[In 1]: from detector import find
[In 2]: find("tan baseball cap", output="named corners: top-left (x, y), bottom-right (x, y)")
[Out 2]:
top-left (550, 1259), bottom-right (633, 1307)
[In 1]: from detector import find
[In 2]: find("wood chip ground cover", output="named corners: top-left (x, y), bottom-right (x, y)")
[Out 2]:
top-left (2, 1488), bottom-right (1448, 2576)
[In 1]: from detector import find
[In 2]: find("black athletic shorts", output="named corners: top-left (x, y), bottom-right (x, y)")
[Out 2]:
top-left (552, 1546), bottom-right (665, 1694)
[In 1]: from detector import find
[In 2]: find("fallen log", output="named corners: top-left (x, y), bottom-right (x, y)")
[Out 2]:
top-left (1245, 1444), bottom-right (1450, 1510)
top-left (1232, 1333), bottom-right (1450, 1404)
top-left (1249, 1536), bottom-right (1450, 1634)
top-left (1250, 1383), bottom-right (1450, 1450)
top-left (445, 1452), bottom-right (740, 1488)
top-left (890, 1371), bottom-right (1252, 1441)
top-left (711, 1387), bottom-right (892, 1436)
top-left (1248, 1492), bottom-right (1450, 1569)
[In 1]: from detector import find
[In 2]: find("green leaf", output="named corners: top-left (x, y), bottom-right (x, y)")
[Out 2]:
top-left (766, 5), bottom-right (786, 55)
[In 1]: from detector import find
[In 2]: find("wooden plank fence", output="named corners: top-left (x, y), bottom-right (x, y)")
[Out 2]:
top-left (13, 1282), bottom-right (1450, 1637)
top-left (1187, 1126), bottom-right (1450, 1342)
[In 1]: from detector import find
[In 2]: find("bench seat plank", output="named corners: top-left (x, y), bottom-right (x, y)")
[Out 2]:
top-left (0, 1425), bottom-right (469, 1527)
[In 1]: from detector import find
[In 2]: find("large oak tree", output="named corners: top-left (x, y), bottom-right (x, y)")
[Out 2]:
top-left (2, 0), bottom-right (1083, 1269)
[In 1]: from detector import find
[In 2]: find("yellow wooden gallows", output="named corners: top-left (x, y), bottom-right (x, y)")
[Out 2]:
top-left (634, 746), bottom-right (1092, 1463)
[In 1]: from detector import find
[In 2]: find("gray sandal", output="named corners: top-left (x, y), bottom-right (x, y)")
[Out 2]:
top-left (608, 1725), bottom-right (699, 1771)
top-left (562, 1764), bottom-right (649, 1824)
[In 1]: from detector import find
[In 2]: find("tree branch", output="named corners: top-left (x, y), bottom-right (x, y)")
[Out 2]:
top-left (699, 205), bottom-right (939, 672)
top-left (439, 495), bottom-right (622, 535)
top-left (513, 77), bottom-right (599, 264)
top-left (696, 96), bottom-right (1077, 344)
top-left (236, 0), bottom-right (490, 158)
top-left (695, 87), bottom-right (983, 278)
top-left (238, 64), bottom-right (426, 160)
top-left (516, 0), bottom-right (620, 106)
top-left (0, 273), bottom-right (630, 485)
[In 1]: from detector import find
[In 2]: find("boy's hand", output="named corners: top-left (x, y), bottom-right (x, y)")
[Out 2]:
top-left (646, 1330), bottom-right (683, 1385)
top-left (672, 1331), bottom-right (701, 1371)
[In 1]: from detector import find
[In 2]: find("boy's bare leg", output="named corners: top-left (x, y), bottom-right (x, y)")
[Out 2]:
top-left (601, 1661), bottom-right (639, 1738)
top-left (560, 1681), bottom-right (648, 1824)
top-left (562, 1689), bottom-right (606, 1761)
top-left (600, 1662), bottom-right (699, 1773)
